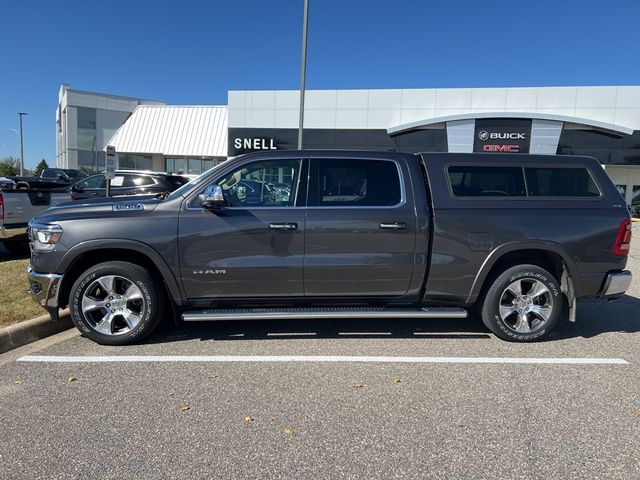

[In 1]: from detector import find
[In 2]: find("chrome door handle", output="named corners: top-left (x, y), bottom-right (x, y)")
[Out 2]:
top-left (379, 222), bottom-right (407, 230)
top-left (268, 223), bottom-right (298, 231)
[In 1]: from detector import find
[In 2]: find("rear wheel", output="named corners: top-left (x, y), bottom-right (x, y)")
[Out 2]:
top-left (480, 264), bottom-right (563, 342)
top-left (69, 261), bottom-right (164, 345)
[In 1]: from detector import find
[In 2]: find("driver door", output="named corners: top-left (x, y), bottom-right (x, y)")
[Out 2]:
top-left (178, 157), bottom-right (307, 300)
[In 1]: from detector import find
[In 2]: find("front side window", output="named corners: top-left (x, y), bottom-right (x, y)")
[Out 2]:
top-left (448, 166), bottom-right (526, 197)
top-left (316, 159), bottom-right (402, 206)
top-left (216, 159), bottom-right (301, 207)
top-left (526, 168), bottom-right (600, 197)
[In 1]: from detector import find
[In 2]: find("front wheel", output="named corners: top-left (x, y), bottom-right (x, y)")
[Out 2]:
top-left (69, 261), bottom-right (164, 345)
top-left (480, 264), bottom-right (563, 342)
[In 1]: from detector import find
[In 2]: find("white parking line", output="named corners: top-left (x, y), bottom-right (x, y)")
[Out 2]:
top-left (17, 355), bottom-right (629, 365)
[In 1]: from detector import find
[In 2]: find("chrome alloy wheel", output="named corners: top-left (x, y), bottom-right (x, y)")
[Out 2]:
top-left (81, 275), bottom-right (145, 336)
top-left (498, 278), bottom-right (554, 334)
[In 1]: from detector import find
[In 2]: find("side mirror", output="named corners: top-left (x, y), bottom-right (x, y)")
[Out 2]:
top-left (72, 183), bottom-right (85, 193)
top-left (199, 184), bottom-right (226, 209)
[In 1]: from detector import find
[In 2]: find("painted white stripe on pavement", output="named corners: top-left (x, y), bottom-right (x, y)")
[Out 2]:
top-left (17, 355), bottom-right (628, 365)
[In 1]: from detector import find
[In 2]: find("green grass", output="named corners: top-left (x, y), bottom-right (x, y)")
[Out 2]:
top-left (0, 259), bottom-right (45, 327)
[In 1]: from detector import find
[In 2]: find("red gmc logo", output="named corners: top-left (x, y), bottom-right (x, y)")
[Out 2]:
top-left (483, 145), bottom-right (520, 152)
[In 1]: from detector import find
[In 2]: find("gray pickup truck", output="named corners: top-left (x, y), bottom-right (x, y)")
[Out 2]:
top-left (27, 151), bottom-right (632, 345)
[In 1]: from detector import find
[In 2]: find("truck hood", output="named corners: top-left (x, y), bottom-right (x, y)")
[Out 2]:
top-left (33, 195), bottom-right (162, 224)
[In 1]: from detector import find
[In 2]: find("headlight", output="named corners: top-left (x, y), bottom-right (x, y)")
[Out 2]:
top-left (29, 222), bottom-right (63, 252)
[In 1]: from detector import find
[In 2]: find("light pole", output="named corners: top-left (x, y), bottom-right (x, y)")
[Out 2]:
top-left (8, 129), bottom-right (21, 174)
top-left (18, 112), bottom-right (27, 176)
top-left (298, 0), bottom-right (309, 149)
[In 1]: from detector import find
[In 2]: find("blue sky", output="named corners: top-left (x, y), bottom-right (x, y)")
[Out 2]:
top-left (0, 0), bottom-right (638, 169)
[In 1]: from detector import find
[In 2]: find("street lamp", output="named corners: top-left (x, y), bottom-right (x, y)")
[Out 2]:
top-left (298, 0), bottom-right (309, 149)
top-left (18, 112), bottom-right (27, 176)
top-left (7, 128), bottom-right (21, 175)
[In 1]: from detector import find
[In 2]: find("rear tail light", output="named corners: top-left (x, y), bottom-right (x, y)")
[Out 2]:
top-left (0, 193), bottom-right (3, 220)
top-left (613, 218), bottom-right (632, 256)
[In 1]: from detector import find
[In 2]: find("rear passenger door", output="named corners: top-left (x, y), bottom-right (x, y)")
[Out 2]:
top-left (304, 156), bottom-right (417, 297)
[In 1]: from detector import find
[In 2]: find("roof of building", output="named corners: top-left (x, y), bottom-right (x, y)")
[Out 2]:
top-left (106, 105), bottom-right (228, 157)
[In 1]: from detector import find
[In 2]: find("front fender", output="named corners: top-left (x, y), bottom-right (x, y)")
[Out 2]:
top-left (57, 238), bottom-right (184, 305)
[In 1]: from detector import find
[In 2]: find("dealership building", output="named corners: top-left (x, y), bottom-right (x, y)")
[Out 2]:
top-left (57, 85), bottom-right (640, 205)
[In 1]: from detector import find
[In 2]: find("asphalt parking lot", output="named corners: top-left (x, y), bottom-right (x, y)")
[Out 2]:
top-left (1, 226), bottom-right (639, 479)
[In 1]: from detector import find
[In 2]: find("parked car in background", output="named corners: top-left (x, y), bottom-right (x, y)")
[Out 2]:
top-left (40, 168), bottom-right (87, 183)
top-left (8, 168), bottom-right (86, 190)
top-left (1, 188), bottom-right (72, 253)
top-left (70, 170), bottom-right (189, 200)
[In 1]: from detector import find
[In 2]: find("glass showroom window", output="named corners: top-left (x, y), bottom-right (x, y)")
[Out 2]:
top-left (167, 158), bottom-right (214, 175)
top-left (119, 154), bottom-right (152, 171)
top-left (166, 158), bottom-right (187, 174)
top-left (632, 185), bottom-right (640, 205)
top-left (77, 107), bottom-right (97, 151)
top-left (77, 150), bottom-right (104, 174)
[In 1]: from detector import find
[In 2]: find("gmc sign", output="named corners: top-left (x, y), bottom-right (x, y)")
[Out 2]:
top-left (474, 119), bottom-right (532, 153)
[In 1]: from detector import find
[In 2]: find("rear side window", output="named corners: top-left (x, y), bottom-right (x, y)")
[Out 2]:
top-left (448, 166), bottom-right (526, 197)
top-left (525, 168), bottom-right (600, 197)
top-left (316, 159), bottom-right (402, 206)
top-left (164, 176), bottom-right (189, 189)
top-left (123, 175), bottom-right (155, 187)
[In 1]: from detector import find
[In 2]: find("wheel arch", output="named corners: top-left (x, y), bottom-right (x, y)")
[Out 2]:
top-left (466, 242), bottom-right (577, 305)
top-left (57, 240), bottom-right (184, 310)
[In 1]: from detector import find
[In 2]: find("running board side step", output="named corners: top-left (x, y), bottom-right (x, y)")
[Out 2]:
top-left (182, 307), bottom-right (467, 322)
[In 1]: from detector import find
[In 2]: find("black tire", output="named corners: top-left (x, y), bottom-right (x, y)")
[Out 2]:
top-left (69, 261), bottom-right (164, 345)
top-left (2, 240), bottom-right (30, 256)
top-left (480, 264), bottom-right (563, 342)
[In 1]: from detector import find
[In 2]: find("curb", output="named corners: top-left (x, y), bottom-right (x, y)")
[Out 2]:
top-left (0, 310), bottom-right (72, 355)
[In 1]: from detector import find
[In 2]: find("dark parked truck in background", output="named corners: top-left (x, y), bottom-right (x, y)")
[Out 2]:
top-left (9, 168), bottom-right (86, 190)
top-left (26, 151), bottom-right (632, 345)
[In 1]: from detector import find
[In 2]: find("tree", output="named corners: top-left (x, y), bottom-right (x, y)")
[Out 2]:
top-left (0, 157), bottom-right (19, 177)
top-left (33, 159), bottom-right (49, 177)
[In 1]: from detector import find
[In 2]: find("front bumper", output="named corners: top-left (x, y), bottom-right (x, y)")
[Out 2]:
top-left (0, 225), bottom-right (27, 240)
top-left (27, 265), bottom-right (64, 309)
top-left (601, 270), bottom-right (632, 299)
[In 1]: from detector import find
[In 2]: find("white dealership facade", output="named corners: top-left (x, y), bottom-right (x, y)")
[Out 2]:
top-left (57, 85), bottom-right (640, 205)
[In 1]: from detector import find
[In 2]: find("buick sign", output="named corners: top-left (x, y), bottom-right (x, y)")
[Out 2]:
top-left (474, 119), bottom-right (532, 154)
